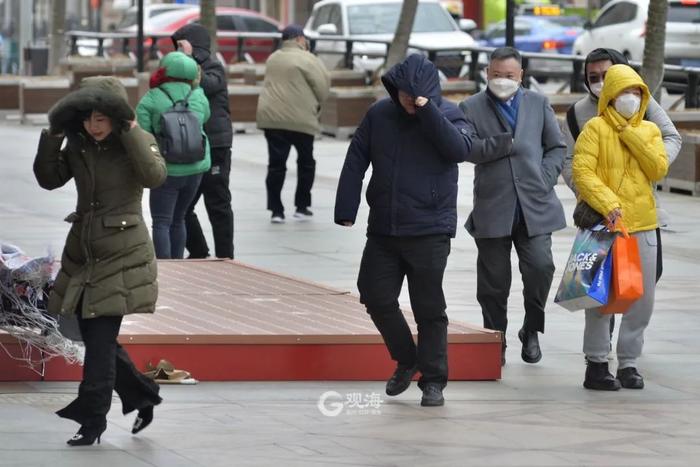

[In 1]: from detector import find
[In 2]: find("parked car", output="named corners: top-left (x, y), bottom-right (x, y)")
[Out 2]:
top-left (77, 4), bottom-right (196, 56)
top-left (573, 0), bottom-right (700, 67)
top-left (128, 7), bottom-right (281, 64)
top-left (117, 3), bottom-right (196, 31)
top-left (480, 15), bottom-right (583, 81)
top-left (151, 7), bottom-right (281, 64)
top-left (481, 16), bottom-right (582, 55)
top-left (304, 0), bottom-right (476, 77)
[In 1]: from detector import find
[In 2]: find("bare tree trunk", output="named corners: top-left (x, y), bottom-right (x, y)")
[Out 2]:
top-left (200, 0), bottom-right (218, 56)
top-left (641, 0), bottom-right (668, 99)
top-left (384, 0), bottom-right (418, 70)
top-left (49, 0), bottom-right (67, 75)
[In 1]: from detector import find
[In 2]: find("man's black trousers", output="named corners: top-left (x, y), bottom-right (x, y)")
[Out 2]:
top-left (185, 146), bottom-right (235, 259)
top-left (474, 219), bottom-right (554, 338)
top-left (357, 234), bottom-right (451, 388)
top-left (264, 129), bottom-right (315, 215)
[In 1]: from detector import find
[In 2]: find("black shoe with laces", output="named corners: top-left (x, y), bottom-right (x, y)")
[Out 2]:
top-left (385, 364), bottom-right (417, 396)
top-left (420, 383), bottom-right (445, 407)
top-left (617, 367), bottom-right (644, 389)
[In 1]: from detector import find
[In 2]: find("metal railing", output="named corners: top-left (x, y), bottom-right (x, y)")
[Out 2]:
top-left (65, 30), bottom-right (700, 109)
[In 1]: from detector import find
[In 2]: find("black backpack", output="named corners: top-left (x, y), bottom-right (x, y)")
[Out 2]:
top-left (156, 88), bottom-right (205, 165)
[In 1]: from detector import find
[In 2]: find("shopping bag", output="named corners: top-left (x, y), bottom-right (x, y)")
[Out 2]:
top-left (599, 222), bottom-right (644, 314)
top-left (554, 226), bottom-right (616, 311)
top-left (587, 250), bottom-right (612, 306)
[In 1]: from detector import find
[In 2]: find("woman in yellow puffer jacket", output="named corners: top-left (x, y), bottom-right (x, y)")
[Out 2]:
top-left (573, 64), bottom-right (668, 392)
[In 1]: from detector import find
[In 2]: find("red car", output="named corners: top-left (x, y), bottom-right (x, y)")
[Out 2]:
top-left (139, 7), bottom-right (281, 64)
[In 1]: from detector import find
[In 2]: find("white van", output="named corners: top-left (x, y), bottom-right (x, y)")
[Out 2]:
top-left (304, 0), bottom-right (476, 77)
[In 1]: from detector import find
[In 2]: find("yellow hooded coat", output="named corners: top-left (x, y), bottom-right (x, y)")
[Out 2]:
top-left (572, 64), bottom-right (668, 233)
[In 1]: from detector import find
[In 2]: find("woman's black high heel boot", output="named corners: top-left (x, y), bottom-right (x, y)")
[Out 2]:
top-left (67, 422), bottom-right (107, 446)
top-left (131, 405), bottom-right (154, 434)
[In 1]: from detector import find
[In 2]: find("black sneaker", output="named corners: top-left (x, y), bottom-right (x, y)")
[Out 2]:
top-left (293, 208), bottom-right (313, 221)
top-left (271, 212), bottom-right (285, 224)
top-left (385, 364), bottom-right (417, 396)
top-left (617, 367), bottom-right (644, 389)
top-left (420, 383), bottom-right (445, 407)
top-left (583, 360), bottom-right (621, 391)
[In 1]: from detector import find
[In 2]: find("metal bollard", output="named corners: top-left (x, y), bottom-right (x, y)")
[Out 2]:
top-left (470, 50), bottom-right (480, 91)
top-left (237, 37), bottom-right (245, 63)
top-left (344, 40), bottom-right (353, 69)
top-left (687, 72), bottom-right (699, 109)
top-left (571, 60), bottom-right (583, 93)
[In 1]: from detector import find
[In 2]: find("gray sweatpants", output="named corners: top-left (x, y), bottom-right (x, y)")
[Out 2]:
top-left (583, 230), bottom-right (657, 369)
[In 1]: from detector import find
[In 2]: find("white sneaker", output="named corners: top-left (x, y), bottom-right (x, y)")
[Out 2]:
top-left (293, 208), bottom-right (313, 221)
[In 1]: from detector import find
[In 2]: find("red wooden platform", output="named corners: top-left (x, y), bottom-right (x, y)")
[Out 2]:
top-left (0, 260), bottom-right (502, 381)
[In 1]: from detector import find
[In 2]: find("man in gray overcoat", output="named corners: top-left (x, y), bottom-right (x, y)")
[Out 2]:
top-left (459, 47), bottom-right (566, 366)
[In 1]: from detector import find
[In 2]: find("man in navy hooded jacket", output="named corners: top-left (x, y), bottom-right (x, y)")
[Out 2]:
top-left (335, 55), bottom-right (485, 407)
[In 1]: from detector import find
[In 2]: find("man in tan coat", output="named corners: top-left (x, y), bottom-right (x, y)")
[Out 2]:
top-left (256, 25), bottom-right (330, 223)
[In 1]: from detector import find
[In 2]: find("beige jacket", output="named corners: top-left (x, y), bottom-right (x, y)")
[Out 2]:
top-left (256, 41), bottom-right (331, 135)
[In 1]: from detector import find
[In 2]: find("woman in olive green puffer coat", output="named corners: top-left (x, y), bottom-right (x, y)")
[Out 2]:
top-left (34, 76), bottom-right (166, 446)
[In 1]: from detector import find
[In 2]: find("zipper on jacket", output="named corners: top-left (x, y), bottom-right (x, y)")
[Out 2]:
top-left (83, 141), bottom-right (99, 286)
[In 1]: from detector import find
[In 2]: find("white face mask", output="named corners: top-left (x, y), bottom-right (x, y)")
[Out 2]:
top-left (614, 93), bottom-right (641, 119)
top-left (488, 78), bottom-right (520, 100)
top-left (590, 82), bottom-right (603, 98)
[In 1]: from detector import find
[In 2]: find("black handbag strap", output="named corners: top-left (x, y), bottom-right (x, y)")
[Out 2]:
top-left (566, 104), bottom-right (581, 140)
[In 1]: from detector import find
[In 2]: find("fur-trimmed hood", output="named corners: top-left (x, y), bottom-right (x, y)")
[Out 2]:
top-left (48, 76), bottom-right (134, 134)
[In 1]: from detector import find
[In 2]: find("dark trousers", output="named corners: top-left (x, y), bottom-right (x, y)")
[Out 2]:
top-left (264, 129), bottom-right (315, 215)
top-left (357, 234), bottom-right (451, 388)
top-left (475, 219), bottom-right (554, 337)
top-left (185, 146), bottom-right (235, 259)
top-left (150, 173), bottom-right (203, 259)
top-left (56, 313), bottom-right (161, 427)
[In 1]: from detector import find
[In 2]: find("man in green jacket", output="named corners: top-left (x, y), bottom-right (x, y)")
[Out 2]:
top-left (256, 25), bottom-right (330, 223)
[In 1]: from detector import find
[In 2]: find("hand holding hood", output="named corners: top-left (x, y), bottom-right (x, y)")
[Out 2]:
top-left (48, 76), bottom-right (134, 135)
top-left (381, 54), bottom-right (442, 111)
top-left (171, 24), bottom-right (211, 64)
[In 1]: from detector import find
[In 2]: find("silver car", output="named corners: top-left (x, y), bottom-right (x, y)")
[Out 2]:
top-left (573, 0), bottom-right (700, 66)
top-left (304, 0), bottom-right (476, 77)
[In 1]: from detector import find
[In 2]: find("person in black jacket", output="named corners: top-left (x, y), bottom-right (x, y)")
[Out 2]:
top-left (334, 55), bottom-right (475, 407)
top-left (171, 24), bottom-right (235, 259)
